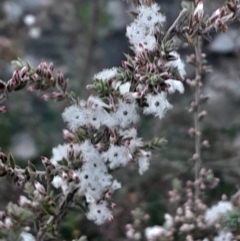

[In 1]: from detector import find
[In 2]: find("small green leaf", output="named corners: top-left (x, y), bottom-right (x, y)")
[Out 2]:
top-left (144, 137), bottom-right (167, 149)
top-left (181, 0), bottom-right (194, 12)
top-left (8, 153), bottom-right (15, 169)
top-left (11, 59), bottom-right (24, 70)
top-left (24, 182), bottom-right (35, 195)
top-left (57, 158), bottom-right (68, 166)
top-left (24, 168), bottom-right (31, 181)
top-left (28, 160), bottom-right (36, 172)
top-left (41, 204), bottom-right (56, 216)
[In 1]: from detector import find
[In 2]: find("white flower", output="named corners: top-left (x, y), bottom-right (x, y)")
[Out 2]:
top-left (84, 108), bottom-right (104, 129)
top-left (79, 140), bottom-right (102, 163)
top-left (76, 154), bottom-right (116, 202)
top-left (120, 127), bottom-right (138, 139)
top-left (126, 21), bottom-right (148, 45)
top-left (120, 127), bottom-right (143, 153)
top-left (101, 112), bottom-right (119, 128)
top-left (50, 143), bottom-right (81, 167)
top-left (165, 79), bottom-right (184, 94)
top-left (119, 82), bottom-right (131, 95)
top-left (50, 144), bottom-right (68, 167)
top-left (213, 230), bottom-right (233, 241)
top-left (93, 68), bottom-right (118, 82)
top-left (87, 95), bottom-right (110, 109)
top-left (51, 176), bottom-right (69, 195)
top-left (4, 217), bottom-right (12, 229)
top-left (20, 231), bottom-right (35, 241)
top-left (137, 3), bottom-right (166, 32)
top-left (164, 214), bottom-right (174, 229)
top-left (145, 226), bottom-right (165, 240)
top-left (113, 99), bottom-right (139, 128)
top-left (77, 98), bottom-right (117, 128)
top-left (129, 138), bottom-right (144, 153)
top-left (204, 201), bottom-right (233, 226)
top-left (165, 51), bottom-right (186, 79)
top-left (139, 35), bottom-right (157, 52)
top-left (138, 155), bottom-right (150, 175)
top-left (110, 180), bottom-right (122, 191)
top-left (143, 92), bottom-right (172, 119)
top-left (86, 201), bottom-right (113, 225)
top-left (62, 105), bottom-right (87, 131)
top-left (19, 195), bottom-right (32, 207)
top-left (102, 144), bottom-right (132, 169)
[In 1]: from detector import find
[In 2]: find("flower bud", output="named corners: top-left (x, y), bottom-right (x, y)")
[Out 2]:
top-left (20, 66), bottom-right (28, 78)
top-left (62, 129), bottom-right (75, 141)
top-left (193, 1), bottom-right (204, 22)
top-left (202, 140), bottom-right (210, 148)
top-left (0, 106), bottom-right (7, 113)
top-left (34, 181), bottom-right (45, 194)
top-left (198, 110), bottom-right (207, 120)
top-left (57, 71), bottom-right (67, 92)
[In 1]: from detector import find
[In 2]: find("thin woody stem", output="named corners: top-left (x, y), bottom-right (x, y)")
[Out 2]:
top-left (162, 8), bottom-right (188, 43)
top-left (194, 35), bottom-right (202, 200)
top-left (15, 168), bottom-right (46, 176)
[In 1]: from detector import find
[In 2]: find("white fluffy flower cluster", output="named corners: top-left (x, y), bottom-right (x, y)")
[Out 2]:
top-left (204, 201), bottom-right (233, 226)
top-left (62, 96), bottom-right (139, 130)
top-left (50, 1), bottom-right (186, 226)
top-left (126, 3), bottom-right (166, 53)
top-left (50, 127), bottom-right (148, 224)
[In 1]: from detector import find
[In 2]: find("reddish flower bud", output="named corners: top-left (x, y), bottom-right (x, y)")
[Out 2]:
top-left (34, 181), bottom-right (45, 194)
top-left (193, 1), bottom-right (204, 22)
top-left (41, 156), bottom-right (50, 167)
top-left (0, 106), bottom-right (7, 113)
top-left (20, 66), bottom-right (28, 78)
top-left (62, 129), bottom-right (75, 141)
top-left (41, 93), bottom-right (52, 101)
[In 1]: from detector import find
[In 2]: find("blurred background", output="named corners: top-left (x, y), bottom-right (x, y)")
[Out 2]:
top-left (0, 0), bottom-right (240, 240)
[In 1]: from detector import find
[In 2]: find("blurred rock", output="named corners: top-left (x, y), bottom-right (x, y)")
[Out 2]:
top-left (3, 0), bottom-right (52, 21)
top-left (208, 28), bottom-right (240, 54)
top-left (204, 56), bottom-right (240, 128)
top-left (107, 0), bottom-right (130, 31)
top-left (11, 132), bottom-right (37, 159)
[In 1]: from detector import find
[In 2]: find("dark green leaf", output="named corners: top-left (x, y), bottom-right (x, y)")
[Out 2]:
top-left (41, 204), bottom-right (56, 216)
top-left (57, 158), bottom-right (68, 166)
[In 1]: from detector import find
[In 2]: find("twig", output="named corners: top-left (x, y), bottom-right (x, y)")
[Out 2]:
top-left (15, 168), bottom-right (46, 176)
top-left (162, 8), bottom-right (189, 43)
top-left (202, 7), bottom-right (240, 34)
top-left (194, 35), bottom-right (202, 200)
top-left (36, 229), bottom-right (44, 241)
top-left (79, 0), bottom-right (100, 89)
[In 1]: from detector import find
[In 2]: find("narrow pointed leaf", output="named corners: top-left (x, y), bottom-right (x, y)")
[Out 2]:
top-left (8, 153), bottom-right (15, 169)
